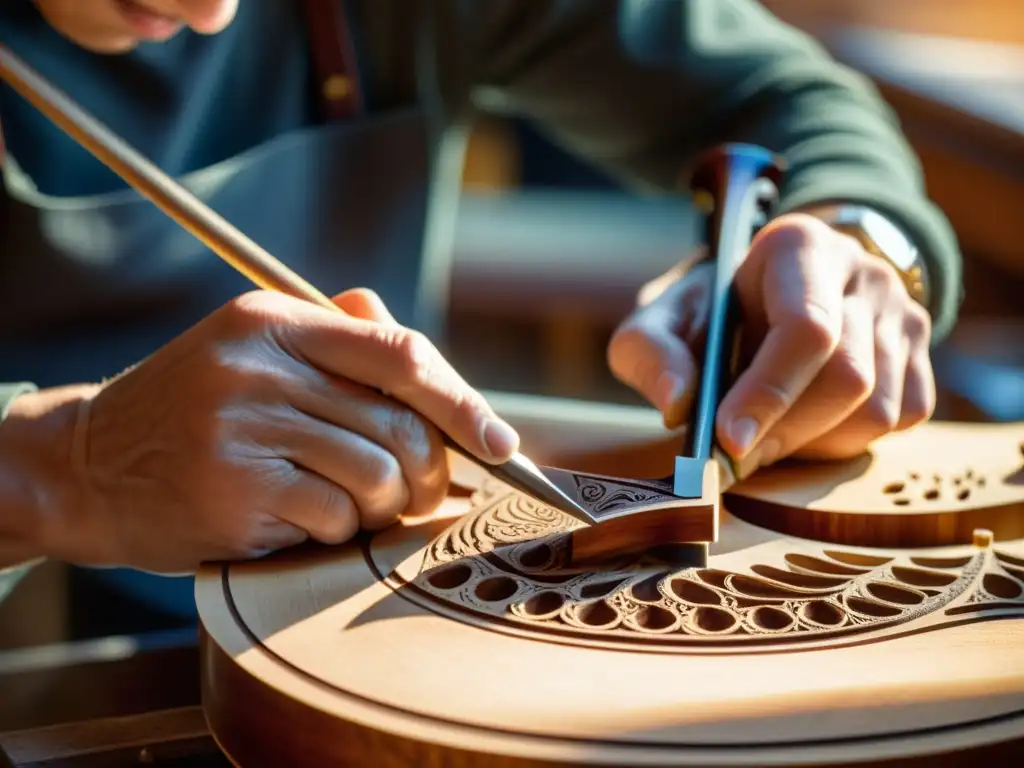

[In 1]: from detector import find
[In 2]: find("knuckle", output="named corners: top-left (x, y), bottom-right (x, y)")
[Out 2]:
top-left (874, 260), bottom-right (904, 292)
top-left (389, 328), bottom-right (437, 387)
top-left (386, 407), bottom-right (434, 455)
top-left (903, 304), bottom-right (932, 340)
top-left (793, 304), bottom-right (842, 355)
top-left (205, 342), bottom-right (286, 401)
top-left (362, 450), bottom-right (404, 495)
top-left (754, 213), bottom-right (826, 251)
top-left (861, 394), bottom-right (900, 431)
top-left (902, 388), bottom-right (935, 426)
top-left (313, 490), bottom-right (359, 544)
top-left (832, 352), bottom-right (875, 401)
top-left (221, 290), bottom-right (286, 331)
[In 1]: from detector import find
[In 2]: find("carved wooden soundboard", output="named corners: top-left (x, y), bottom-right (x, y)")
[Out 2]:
top-left (196, 420), bottom-right (1024, 767)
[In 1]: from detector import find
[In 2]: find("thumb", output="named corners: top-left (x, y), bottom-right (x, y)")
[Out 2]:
top-left (607, 297), bottom-right (699, 429)
top-left (332, 288), bottom-right (398, 324)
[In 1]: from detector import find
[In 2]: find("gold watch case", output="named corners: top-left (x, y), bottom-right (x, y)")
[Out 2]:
top-left (810, 204), bottom-right (930, 307)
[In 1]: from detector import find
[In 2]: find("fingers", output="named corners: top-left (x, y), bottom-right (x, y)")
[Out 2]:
top-left (740, 295), bottom-right (877, 466)
top-left (608, 264), bottom-right (710, 428)
top-left (254, 404), bottom-right (413, 531)
top-left (897, 306), bottom-right (936, 430)
top-left (733, 268), bottom-right (934, 465)
top-left (255, 292), bottom-right (518, 464)
top-left (718, 219), bottom-right (853, 460)
top-left (333, 288), bottom-right (397, 324)
top-left (284, 372), bottom-right (450, 518)
top-left (276, 465), bottom-right (361, 545)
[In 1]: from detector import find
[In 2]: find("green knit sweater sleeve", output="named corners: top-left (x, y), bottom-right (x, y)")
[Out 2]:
top-left (0, 382), bottom-right (41, 605)
top-left (462, 0), bottom-right (962, 342)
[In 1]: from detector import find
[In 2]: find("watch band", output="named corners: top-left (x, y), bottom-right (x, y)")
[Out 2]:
top-left (803, 203), bottom-right (930, 308)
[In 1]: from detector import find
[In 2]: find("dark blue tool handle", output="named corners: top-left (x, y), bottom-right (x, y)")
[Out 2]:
top-left (682, 144), bottom-right (785, 465)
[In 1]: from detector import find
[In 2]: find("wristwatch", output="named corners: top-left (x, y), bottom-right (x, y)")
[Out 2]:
top-left (804, 203), bottom-right (930, 308)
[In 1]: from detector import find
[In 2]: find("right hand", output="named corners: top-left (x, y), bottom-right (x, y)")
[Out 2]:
top-left (31, 288), bottom-right (519, 573)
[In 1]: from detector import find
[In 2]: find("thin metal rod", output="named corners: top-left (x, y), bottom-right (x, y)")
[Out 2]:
top-left (0, 42), bottom-right (337, 312)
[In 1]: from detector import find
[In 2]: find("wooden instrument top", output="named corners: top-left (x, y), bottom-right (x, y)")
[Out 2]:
top-left (197, 419), bottom-right (1024, 767)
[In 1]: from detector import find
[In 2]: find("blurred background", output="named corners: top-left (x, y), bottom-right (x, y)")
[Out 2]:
top-left (2, 0), bottom-right (1022, 741)
top-left (446, 0), bottom-right (1024, 419)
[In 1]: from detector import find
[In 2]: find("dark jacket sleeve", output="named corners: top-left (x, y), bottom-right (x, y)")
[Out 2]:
top-left (458, 0), bottom-right (962, 342)
top-left (0, 382), bottom-right (42, 602)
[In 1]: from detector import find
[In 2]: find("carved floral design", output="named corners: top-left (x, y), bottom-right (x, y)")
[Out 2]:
top-left (404, 481), bottom-right (1024, 653)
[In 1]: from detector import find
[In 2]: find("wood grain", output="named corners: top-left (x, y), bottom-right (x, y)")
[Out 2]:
top-left (725, 422), bottom-right (1024, 548)
top-left (196, 421), bottom-right (1024, 766)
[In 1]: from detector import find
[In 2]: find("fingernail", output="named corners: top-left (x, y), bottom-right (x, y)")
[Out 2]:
top-left (653, 371), bottom-right (687, 415)
top-left (727, 417), bottom-right (760, 456)
top-left (483, 419), bottom-right (519, 460)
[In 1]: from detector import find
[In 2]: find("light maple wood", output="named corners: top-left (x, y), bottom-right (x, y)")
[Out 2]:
top-left (725, 421), bottom-right (1024, 547)
top-left (197, 418), bottom-right (1024, 767)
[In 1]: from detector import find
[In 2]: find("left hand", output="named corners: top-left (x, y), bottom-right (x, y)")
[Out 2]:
top-left (607, 212), bottom-right (935, 472)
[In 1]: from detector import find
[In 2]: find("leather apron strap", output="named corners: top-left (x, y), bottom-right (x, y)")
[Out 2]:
top-left (0, 1), bottom-right (363, 162)
top-left (301, 0), bottom-right (365, 121)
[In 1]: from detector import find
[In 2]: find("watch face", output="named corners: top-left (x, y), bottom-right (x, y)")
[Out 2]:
top-left (860, 209), bottom-right (918, 272)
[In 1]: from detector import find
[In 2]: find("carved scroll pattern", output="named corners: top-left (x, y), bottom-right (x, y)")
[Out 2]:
top-left (409, 482), bottom-right (1024, 652)
top-left (572, 475), bottom-right (677, 516)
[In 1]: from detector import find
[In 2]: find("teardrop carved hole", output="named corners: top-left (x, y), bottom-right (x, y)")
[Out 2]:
top-left (785, 553), bottom-right (869, 576)
top-left (996, 551), bottom-right (1024, 568)
top-left (800, 600), bottom-right (846, 627)
top-left (426, 564), bottom-right (472, 590)
top-left (957, 488), bottom-right (971, 501)
top-left (883, 482), bottom-right (905, 494)
top-left (518, 543), bottom-right (553, 569)
top-left (729, 575), bottom-right (805, 600)
top-left (474, 576), bottom-right (519, 603)
top-left (824, 551), bottom-right (893, 567)
top-left (894, 498), bottom-right (911, 506)
top-left (669, 578), bottom-right (722, 605)
top-left (633, 605), bottom-right (677, 632)
top-left (695, 569), bottom-right (730, 589)
top-left (891, 566), bottom-right (957, 588)
top-left (751, 564), bottom-right (849, 590)
top-left (692, 606), bottom-right (737, 633)
top-left (1003, 565), bottom-right (1024, 583)
top-left (750, 606), bottom-right (794, 631)
top-left (577, 601), bottom-right (619, 628)
top-left (866, 581), bottom-right (925, 605)
top-left (924, 489), bottom-right (940, 501)
top-left (911, 555), bottom-right (972, 569)
top-left (521, 591), bottom-right (565, 618)
top-left (846, 596), bottom-right (903, 618)
top-left (579, 579), bottom-right (626, 600)
top-left (983, 573), bottom-right (1023, 600)
top-left (630, 574), bottom-right (665, 603)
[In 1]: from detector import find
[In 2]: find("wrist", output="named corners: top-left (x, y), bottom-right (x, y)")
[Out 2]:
top-left (794, 203), bottom-right (930, 309)
top-left (0, 384), bottom-right (103, 566)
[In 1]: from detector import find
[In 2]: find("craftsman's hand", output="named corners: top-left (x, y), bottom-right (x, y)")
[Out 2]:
top-left (4, 289), bottom-right (518, 574)
top-left (607, 213), bottom-right (935, 472)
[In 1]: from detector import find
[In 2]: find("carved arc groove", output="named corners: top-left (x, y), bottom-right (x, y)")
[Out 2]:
top-left (381, 481), bottom-right (1024, 655)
